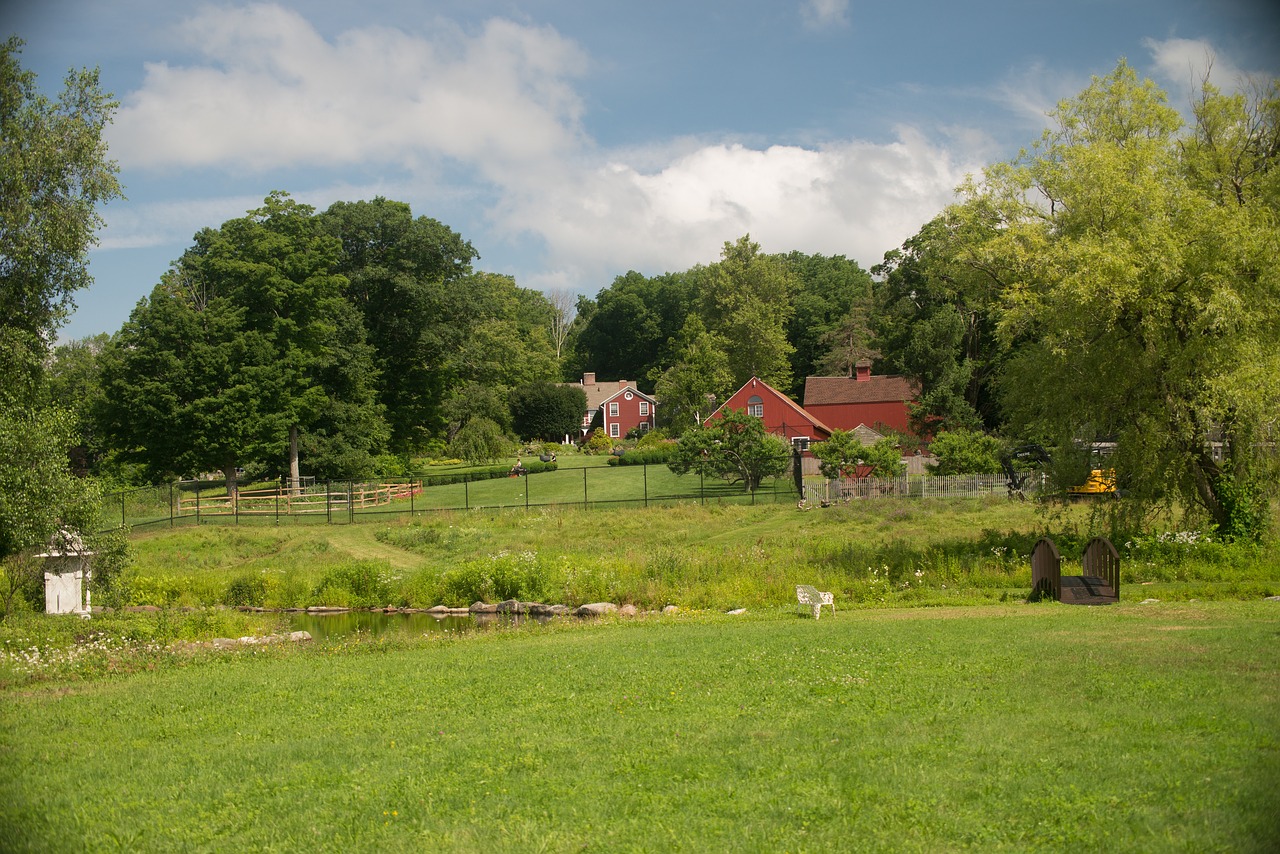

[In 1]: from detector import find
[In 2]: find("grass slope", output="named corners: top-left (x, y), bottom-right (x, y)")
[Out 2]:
top-left (2, 603), bottom-right (1277, 851)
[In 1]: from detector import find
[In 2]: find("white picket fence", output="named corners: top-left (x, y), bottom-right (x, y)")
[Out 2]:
top-left (803, 473), bottom-right (1022, 504)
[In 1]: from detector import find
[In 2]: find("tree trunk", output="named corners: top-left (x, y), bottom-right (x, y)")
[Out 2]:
top-left (289, 423), bottom-right (300, 495)
top-left (223, 464), bottom-right (238, 508)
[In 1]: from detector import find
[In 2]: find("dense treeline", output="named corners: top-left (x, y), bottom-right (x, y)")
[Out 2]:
top-left (24, 55), bottom-right (1280, 541)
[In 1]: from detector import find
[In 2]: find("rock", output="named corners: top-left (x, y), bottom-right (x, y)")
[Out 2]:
top-left (289, 631), bottom-right (313, 642)
top-left (470, 601), bottom-right (498, 614)
top-left (427, 605), bottom-right (451, 614)
top-left (212, 637), bottom-right (238, 648)
top-left (662, 605), bottom-right (679, 614)
top-left (526, 603), bottom-right (556, 616)
top-left (1266, 595), bottom-right (1280, 602)
top-left (727, 608), bottom-right (747, 615)
top-left (1139, 598), bottom-right (1160, 605)
top-left (496, 599), bottom-right (523, 614)
top-left (545, 604), bottom-right (572, 616)
top-left (307, 606), bottom-right (348, 613)
top-left (619, 604), bottom-right (638, 617)
top-left (574, 602), bottom-right (618, 617)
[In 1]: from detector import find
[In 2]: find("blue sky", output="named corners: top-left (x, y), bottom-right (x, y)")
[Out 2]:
top-left (7, 0), bottom-right (1280, 340)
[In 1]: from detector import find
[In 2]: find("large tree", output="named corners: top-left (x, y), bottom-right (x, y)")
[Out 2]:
top-left (667, 408), bottom-right (791, 492)
top-left (651, 315), bottom-right (734, 435)
top-left (981, 62), bottom-right (1280, 538)
top-left (700, 236), bottom-right (796, 389)
top-left (0, 39), bottom-right (120, 563)
top-left (101, 193), bottom-right (388, 494)
top-left (319, 198), bottom-right (478, 450)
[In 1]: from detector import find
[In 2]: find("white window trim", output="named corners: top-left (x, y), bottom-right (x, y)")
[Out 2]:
top-left (608, 401), bottom-right (619, 417)
top-left (639, 401), bottom-right (649, 416)
top-left (609, 422), bottom-right (620, 438)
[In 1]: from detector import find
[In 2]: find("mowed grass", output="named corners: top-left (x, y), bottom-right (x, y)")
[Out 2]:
top-left (1, 602), bottom-right (1277, 852)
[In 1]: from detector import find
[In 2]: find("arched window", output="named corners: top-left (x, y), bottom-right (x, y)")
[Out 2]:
top-left (747, 395), bottom-right (764, 418)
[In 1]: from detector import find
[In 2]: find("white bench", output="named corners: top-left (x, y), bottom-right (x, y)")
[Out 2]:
top-left (796, 585), bottom-right (835, 619)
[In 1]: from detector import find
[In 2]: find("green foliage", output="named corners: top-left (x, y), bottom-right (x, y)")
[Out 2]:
top-left (651, 315), bottom-right (734, 435)
top-left (0, 38), bottom-right (123, 342)
top-left (581, 428), bottom-right (614, 455)
top-left (701, 235), bottom-right (797, 389)
top-left (429, 551), bottom-right (561, 606)
top-left (311, 561), bottom-right (394, 609)
top-left (928, 430), bottom-right (1004, 475)
top-left (978, 62), bottom-right (1280, 539)
top-left (223, 572), bottom-right (268, 608)
top-left (100, 193), bottom-right (389, 490)
top-left (668, 409), bottom-right (792, 490)
top-left (509, 382), bottom-right (587, 442)
top-left (812, 431), bottom-right (906, 479)
top-left (606, 445), bottom-right (676, 466)
top-left (447, 417), bottom-right (511, 466)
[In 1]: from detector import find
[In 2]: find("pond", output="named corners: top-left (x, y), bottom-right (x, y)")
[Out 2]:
top-left (288, 610), bottom-right (552, 641)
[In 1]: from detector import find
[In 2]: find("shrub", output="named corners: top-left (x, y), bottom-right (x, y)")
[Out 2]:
top-left (581, 428), bottom-right (613, 455)
top-left (606, 445), bottom-right (676, 466)
top-left (434, 551), bottom-right (562, 606)
top-left (223, 573), bottom-right (268, 607)
top-left (311, 561), bottom-right (394, 608)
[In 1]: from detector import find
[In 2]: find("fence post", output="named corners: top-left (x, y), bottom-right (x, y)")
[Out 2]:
top-left (326, 480), bottom-right (331, 524)
top-left (643, 463), bottom-right (648, 507)
top-left (348, 481), bottom-right (354, 523)
top-left (525, 472), bottom-right (530, 510)
top-left (410, 479), bottom-right (415, 516)
top-left (196, 481), bottom-right (201, 525)
top-left (700, 470), bottom-right (705, 505)
top-left (120, 491), bottom-right (126, 528)
top-left (464, 475), bottom-right (470, 510)
top-left (275, 481), bottom-right (280, 524)
top-left (169, 482), bottom-right (174, 527)
top-left (583, 467), bottom-right (588, 509)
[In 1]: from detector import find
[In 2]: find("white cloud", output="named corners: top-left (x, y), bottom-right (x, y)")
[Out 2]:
top-left (1144, 37), bottom-right (1248, 100)
top-left (108, 3), bottom-right (981, 289)
top-left (111, 4), bottom-right (589, 176)
top-left (493, 128), bottom-right (981, 285)
top-left (800, 0), bottom-right (850, 31)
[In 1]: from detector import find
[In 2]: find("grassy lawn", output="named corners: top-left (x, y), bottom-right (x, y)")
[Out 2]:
top-left (2, 602), bottom-right (1277, 851)
top-left (93, 499), bottom-right (1280, 612)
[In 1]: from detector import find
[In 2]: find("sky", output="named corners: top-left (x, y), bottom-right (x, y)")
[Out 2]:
top-left (6, 0), bottom-right (1280, 341)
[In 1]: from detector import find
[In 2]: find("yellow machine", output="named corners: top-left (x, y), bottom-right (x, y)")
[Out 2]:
top-left (1066, 468), bottom-right (1118, 497)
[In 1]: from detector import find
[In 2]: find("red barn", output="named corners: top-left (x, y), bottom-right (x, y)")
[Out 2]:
top-left (803, 361), bottom-right (918, 436)
top-left (706, 376), bottom-right (833, 447)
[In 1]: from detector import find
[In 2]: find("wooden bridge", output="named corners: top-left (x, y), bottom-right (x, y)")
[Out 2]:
top-left (1031, 537), bottom-right (1120, 605)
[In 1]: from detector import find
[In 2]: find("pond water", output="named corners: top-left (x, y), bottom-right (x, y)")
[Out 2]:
top-left (288, 610), bottom-right (550, 641)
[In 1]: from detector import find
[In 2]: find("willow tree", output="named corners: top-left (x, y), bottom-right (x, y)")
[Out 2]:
top-left (979, 62), bottom-right (1279, 538)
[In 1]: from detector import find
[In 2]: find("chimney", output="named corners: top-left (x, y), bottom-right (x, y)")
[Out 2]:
top-left (855, 360), bottom-right (872, 382)
top-left (619, 380), bottom-right (627, 388)
top-left (583, 372), bottom-right (595, 385)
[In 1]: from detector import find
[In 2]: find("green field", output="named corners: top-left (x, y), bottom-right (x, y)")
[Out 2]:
top-left (2, 602), bottom-right (1278, 851)
top-left (4, 499), bottom-right (1279, 851)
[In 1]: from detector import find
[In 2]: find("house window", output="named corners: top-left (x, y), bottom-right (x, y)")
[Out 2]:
top-left (609, 402), bottom-right (619, 417)
top-left (639, 401), bottom-right (649, 416)
top-left (610, 423), bottom-right (620, 438)
top-left (747, 395), bottom-right (764, 418)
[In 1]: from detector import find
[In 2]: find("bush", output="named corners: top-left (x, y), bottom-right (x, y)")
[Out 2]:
top-left (928, 430), bottom-right (1004, 475)
top-left (606, 445), bottom-right (676, 466)
top-left (422, 460), bottom-right (557, 487)
top-left (311, 561), bottom-right (394, 608)
top-left (581, 428), bottom-right (613, 455)
top-left (223, 573), bottom-right (268, 607)
top-left (434, 551), bottom-right (562, 606)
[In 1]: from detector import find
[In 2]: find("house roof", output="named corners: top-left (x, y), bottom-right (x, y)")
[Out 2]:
top-left (803, 375), bottom-right (919, 406)
top-left (599, 385), bottom-right (656, 407)
top-left (851, 423), bottom-right (885, 446)
top-left (710, 376), bottom-right (835, 436)
top-left (564, 377), bottom-right (640, 410)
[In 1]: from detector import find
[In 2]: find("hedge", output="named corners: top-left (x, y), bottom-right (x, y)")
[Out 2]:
top-left (422, 460), bottom-right (557, 486)
top-left (605, 446), bottom-right (676, 466)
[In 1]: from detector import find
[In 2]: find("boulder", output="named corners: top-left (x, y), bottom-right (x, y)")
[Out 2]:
top-left (574, 602), bottom-right (618, 617)
top-left (289, 631), bottom-right (313, 643)
top-left (662, 605), bottom-right (679, 614)
top-left (496, 599), bottom-right (523, 614)
top-left (470, 601), bottom-right (498, 614)
top-left (727, 608), bottom-right (747, 615)
top-left (619, 604), bottom-right (638, 617)
top-left (427, 605), bottom-right (452, 614)
top-left (545, 604), bottom-right (572, 616)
